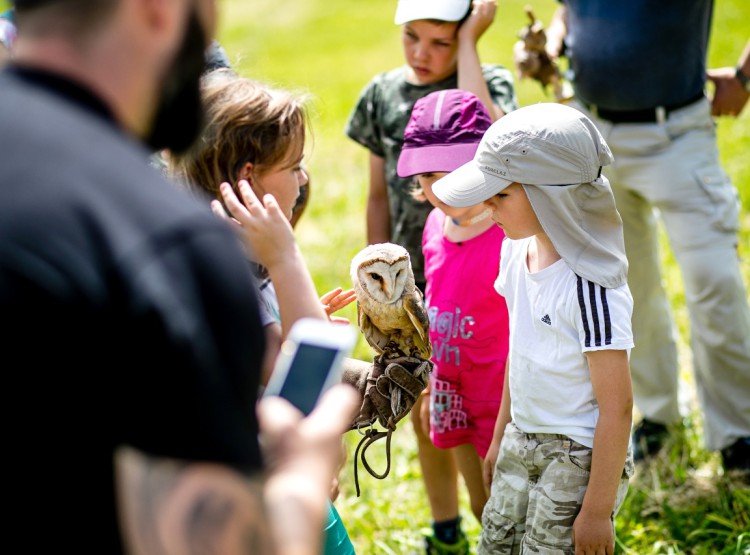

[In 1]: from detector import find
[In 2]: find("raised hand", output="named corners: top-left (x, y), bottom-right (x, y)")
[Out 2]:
top-left (320, 287), bottom-right (357, 324)
top-left (458, 0), bottom-right (496, 44)
top-left (707, 66), bottom-right (749, 117)
top-left (213, 180), bottom-right (298, 272)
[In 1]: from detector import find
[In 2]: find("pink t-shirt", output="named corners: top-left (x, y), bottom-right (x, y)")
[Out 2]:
top-left (422, 209), bottom-right (509, 458)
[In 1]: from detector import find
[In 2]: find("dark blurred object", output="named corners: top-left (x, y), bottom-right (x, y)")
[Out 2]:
top-left (721, 437), bottom-right (749, 474)
top-left (290, 177), bottom-right (310, 229)
top-left (632, 418), bottom-right (669, 462)
top-left (205, 40), bottom-right (231, 73)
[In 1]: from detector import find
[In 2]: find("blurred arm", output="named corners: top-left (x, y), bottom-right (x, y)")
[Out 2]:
top-left (573, 349), bottom-right (633, 553)
top-left (457, 0), bottom-right (504, 120)
top-left (116, 386), bottom-right (359, 555)
top-left (483, 360), bottom-right (511, 489)
top-left (545, 5), bottom-right (568, 61)
top-left (367, 153), bottom-right (391, 244)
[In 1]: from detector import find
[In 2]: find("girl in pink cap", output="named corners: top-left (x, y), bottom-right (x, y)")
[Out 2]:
top-left (397, 88), bottom-right (510, 555)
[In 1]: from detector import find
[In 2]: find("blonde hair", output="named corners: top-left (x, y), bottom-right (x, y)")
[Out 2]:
top-left (171, 69), bottom-right (310, 199)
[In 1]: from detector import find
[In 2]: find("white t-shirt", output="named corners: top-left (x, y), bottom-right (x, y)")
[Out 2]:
top-left (256, 276), bottom-right (281, 326)
top-left (495, 237), bottom-right (634, 447)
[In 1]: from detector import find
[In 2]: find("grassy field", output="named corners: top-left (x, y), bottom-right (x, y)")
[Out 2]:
top-left (215, 1), bottom-right (749, 554)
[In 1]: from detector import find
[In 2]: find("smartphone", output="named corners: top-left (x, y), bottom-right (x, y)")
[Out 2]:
top-left (263, 318), bottom-right (357, 416)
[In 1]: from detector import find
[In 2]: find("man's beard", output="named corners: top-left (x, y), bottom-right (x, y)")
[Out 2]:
top-left (145, 9), bottom-right (207, 154)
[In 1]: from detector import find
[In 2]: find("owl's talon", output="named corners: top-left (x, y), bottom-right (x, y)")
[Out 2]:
top-left (355, 421), bottom-right (373, 436)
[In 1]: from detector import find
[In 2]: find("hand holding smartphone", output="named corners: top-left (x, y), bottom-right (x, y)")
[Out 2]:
top-left (263, 318), bottom-right (357, 416)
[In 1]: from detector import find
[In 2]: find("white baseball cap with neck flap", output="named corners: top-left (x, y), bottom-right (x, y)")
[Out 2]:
top-left (433, 102), bottom-right (628, 289)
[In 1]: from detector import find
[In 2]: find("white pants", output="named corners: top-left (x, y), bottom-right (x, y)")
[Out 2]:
top-left (572, 97), bottom-right (750, 451)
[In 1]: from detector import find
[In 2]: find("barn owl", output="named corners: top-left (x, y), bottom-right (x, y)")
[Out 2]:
top-left (350, 243), bottom-right (432, 360)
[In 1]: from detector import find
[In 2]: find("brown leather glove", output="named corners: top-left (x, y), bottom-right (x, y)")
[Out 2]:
top-left (349, 353), bottom-right (431, 432)
top-left (513, 5), bottom-right (560, 93)
top-left (341, 353), bottom-right (433, 496)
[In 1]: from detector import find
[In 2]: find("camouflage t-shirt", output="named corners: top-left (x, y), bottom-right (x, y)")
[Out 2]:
top-left (345, 64), bottom-right (516, 286)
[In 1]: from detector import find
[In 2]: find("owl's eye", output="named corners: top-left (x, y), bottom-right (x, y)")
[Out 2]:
top-left (395, 270), bottom-right (402, 279)
top-left (370, 272), bottom-right (382, 281)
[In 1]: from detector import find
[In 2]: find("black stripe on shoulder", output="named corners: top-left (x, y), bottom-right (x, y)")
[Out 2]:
top-left (576, 275), bottom-right (591, 347)
top-left (599, 286), bottom-right (612, 345)
top-left (588, 280), bottom-right (601, 346)
top-left (577, 275), bottom-right (613, 347)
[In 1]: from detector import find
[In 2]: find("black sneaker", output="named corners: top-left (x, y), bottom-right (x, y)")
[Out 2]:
top-left (721, 437), bottom-right (750, 473)
top-left (424, 531), bottom-right (469, 555)
top-left (632, 418), bottom-right (669, 462)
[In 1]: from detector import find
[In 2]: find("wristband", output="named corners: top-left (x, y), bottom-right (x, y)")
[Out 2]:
top-left (735, 66), bottom-right (750, 92)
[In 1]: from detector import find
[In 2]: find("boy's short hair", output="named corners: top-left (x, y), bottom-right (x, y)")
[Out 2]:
top-left (394, 0), bottom-right (471, 25)
top-left (397, 89), bottom-right (492, 178)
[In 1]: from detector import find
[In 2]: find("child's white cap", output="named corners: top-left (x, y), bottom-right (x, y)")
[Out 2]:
top-left (394, 0), bottom-right (472, 25)
top-left (434, 103), bottom-right (628, 288)
top-left (432, 103), bottom-right (614, 208)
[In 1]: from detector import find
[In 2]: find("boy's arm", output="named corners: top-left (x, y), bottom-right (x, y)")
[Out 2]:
top-left (456, 0), bottom-right (504, 120)
top-left (707, 38), bottom-right (750, 117)
top-left (367, 153), bottom-right (391, 244)
top-left (574, 349), bottom-right (633, 553)
top-left (483, 359), bottom-right (511, 489)
top-left (545, 5), bottom-right (568, 60)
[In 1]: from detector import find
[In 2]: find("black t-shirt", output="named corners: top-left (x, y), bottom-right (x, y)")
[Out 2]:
top-left (0, 67), bottom-right (265, 553)
top-left (562, 0), bottom-right (711, 110)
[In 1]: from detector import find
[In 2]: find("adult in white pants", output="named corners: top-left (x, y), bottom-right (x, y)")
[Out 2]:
top-left (546, 0), bottom-right (750, 471)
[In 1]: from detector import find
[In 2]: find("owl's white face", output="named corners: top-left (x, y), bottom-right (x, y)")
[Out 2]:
top-left (356, 258), bottom-right (410, 304)
top-left (350, 243), bottom-right (414, 305)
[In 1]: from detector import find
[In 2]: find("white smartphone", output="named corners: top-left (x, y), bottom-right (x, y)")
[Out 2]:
top-left (263, 318), bottom-right (357, 416)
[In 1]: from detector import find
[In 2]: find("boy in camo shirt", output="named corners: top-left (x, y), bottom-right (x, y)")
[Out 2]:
top-left (345, 0), bottom-right (516, 293)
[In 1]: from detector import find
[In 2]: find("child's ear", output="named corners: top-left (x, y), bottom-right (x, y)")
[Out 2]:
top-left (237, 162), bottom-right (254, 183)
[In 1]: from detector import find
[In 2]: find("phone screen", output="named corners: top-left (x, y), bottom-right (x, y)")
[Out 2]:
top-left (277, 342), bottom-right (340, 416)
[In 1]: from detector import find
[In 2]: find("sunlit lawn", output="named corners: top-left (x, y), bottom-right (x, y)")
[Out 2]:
top-left (4, 0), bottom-right (747, 552)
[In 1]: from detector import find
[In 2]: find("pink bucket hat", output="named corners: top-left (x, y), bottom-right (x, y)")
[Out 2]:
top-left (397, 89), bottom-right (492, 178)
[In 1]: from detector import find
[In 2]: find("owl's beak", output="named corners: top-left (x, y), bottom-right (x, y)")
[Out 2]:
top-left (382, 281), bottom-right (392, 300)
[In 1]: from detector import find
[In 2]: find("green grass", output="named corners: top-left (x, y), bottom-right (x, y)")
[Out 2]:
top-left (216, 0), bottom-right (750, 553)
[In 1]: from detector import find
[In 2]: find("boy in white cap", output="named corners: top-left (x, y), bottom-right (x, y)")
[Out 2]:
top-left (433, 102), bottom-right (635, 554)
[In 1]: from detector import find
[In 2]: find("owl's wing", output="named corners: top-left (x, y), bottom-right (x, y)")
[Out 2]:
top-left (357, 301), bottom-right (388, 355)
top-left (404, 289), bottom-right (432, 359)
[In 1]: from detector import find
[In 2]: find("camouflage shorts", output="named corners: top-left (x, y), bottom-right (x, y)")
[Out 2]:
top-left (478, 422), bottom-right (634, 555)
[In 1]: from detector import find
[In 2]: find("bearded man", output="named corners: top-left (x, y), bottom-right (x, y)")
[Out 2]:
top-left (0, 1), bottom-right (357, 554)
